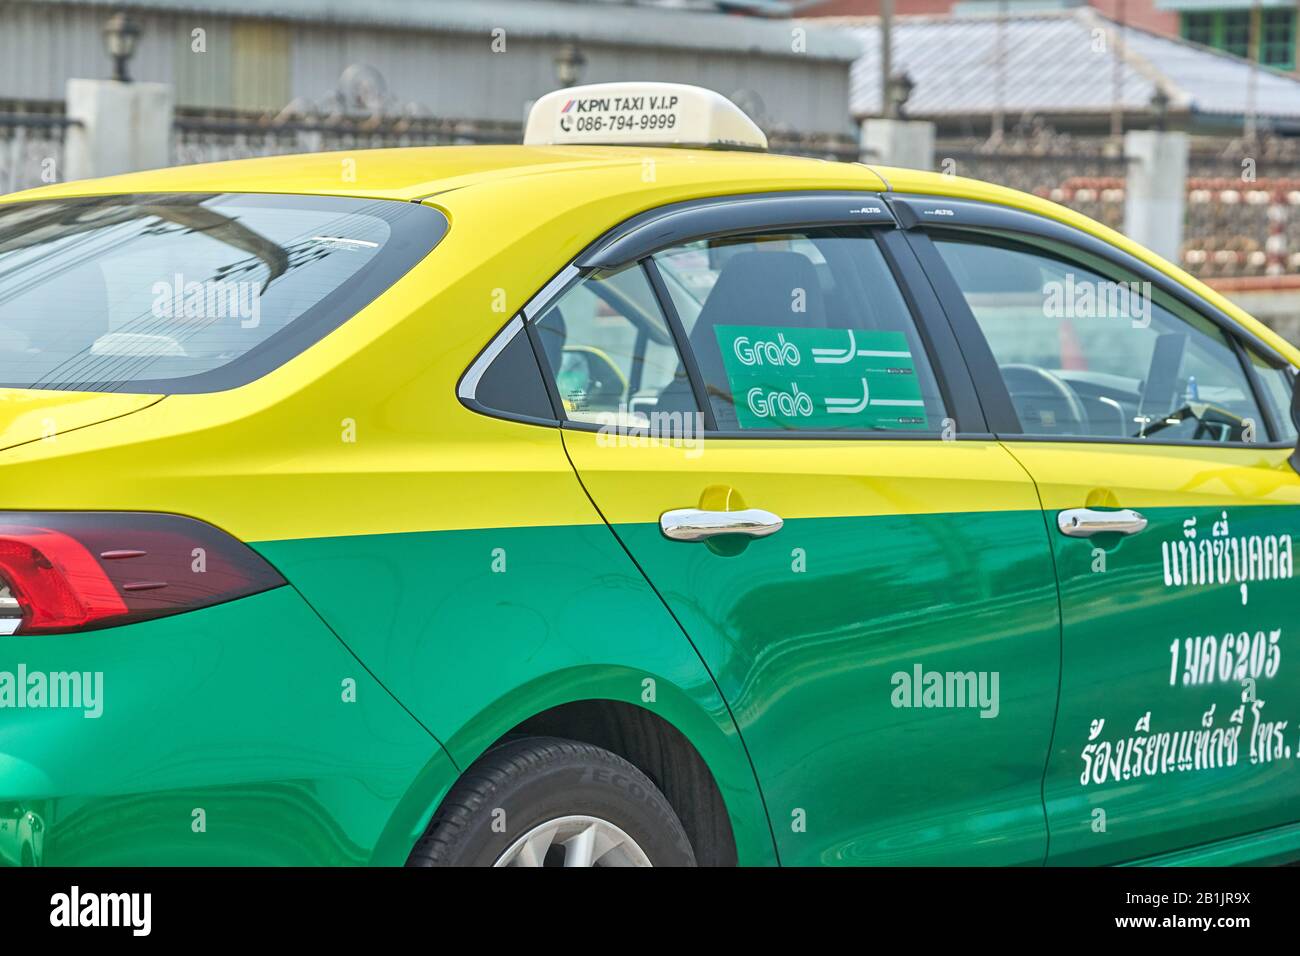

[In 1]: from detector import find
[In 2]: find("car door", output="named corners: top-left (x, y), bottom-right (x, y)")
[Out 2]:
top-left (901, 195), bottom-right (1300, 864)
top-left (523, 193), bottom-right (1063, 865)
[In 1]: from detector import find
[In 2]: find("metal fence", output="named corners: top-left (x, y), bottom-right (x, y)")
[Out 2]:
top-left (1183, 138), bottom-right (1300, 281)
top-left (0, 105), bottom-right (78, 194)
top-left (172, 112), bottom-right (521, 166)
top-left (0, 97), bottom-right (863, 192)
top-left (171, 111), bottom-right (863, 165)
top-left (937, 137), bottom-right (1130, 235)
top-left (936, 134), bottom-right (1300, 282)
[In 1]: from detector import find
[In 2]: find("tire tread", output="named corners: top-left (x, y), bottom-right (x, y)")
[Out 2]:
top-left (407, 736), bottom-right (691, 866)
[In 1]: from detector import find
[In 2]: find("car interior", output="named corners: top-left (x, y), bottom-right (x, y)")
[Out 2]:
top-left (933, 236), bottom-right (1264, 442)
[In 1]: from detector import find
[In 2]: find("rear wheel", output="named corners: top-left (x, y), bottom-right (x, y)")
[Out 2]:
top-left (407, 736), bottom-right (696, 867)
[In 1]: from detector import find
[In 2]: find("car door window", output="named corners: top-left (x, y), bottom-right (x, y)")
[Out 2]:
top-left (533, 263), bottom-right (692, 426)
top-left (651, 228), bottom-right (947, 433)
top-left (933, 235), bottom-right (1268, 443)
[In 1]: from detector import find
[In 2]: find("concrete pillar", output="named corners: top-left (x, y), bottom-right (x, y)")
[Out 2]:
top-left (860, 118), bottom-right (935, 171)
top-left (1123, 129), bottom-right (1189, 264)
top-left (65, 79), bottom-right (172, 182)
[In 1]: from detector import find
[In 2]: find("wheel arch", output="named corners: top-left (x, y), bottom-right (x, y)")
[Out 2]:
top-left (390, 665), bottom-right (777, 866)
top-left (495, 698), bottom-right (738, 866)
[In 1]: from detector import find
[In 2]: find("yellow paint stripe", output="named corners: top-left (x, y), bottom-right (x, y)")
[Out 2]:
top-left (1002, 441), bottom-right (1300, 510)
top-left (563, 430), bottom-right (1045, 525)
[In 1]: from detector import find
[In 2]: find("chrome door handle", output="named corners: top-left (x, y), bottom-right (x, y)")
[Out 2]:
top-left (1057, 508), bottom-right (1148, 537)
top-left (660, 508), bottom-right (783, 542)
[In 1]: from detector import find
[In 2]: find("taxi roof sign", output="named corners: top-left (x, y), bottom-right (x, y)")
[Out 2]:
top-left (523, 82), bottom-right (768, 151)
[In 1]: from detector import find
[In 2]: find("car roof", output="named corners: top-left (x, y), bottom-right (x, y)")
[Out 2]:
top-left (2, 144), bottom-right (885, 203)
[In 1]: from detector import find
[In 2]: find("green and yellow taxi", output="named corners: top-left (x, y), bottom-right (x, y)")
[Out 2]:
top-left (0, 83), bottom-right (1297, 866)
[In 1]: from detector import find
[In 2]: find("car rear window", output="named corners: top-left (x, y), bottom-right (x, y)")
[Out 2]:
top-left (0, 193), bottom-right (446, 393)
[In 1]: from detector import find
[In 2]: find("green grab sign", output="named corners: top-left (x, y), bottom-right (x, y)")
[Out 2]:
top-left (711, 325), bottom-right (929, 430)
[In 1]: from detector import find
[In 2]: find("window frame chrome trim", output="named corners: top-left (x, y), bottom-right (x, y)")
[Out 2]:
top-left (523, 264), bottom-right (583, 321)
top-left (456, 263), bottom-right (584, 423)
top-left (457, 314), bottom-right (524, 403)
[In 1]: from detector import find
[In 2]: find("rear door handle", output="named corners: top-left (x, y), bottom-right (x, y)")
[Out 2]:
top-left (1057, 507), bottom-right (1148, 537)
top-left (660, 508), bottom-right (783, 542)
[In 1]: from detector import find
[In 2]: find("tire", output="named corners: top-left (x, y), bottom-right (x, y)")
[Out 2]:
top-left (407, 736), bottom-right (696, 867)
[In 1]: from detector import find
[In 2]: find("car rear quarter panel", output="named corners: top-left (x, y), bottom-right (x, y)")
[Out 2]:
top-left (0, 587), bottom-right (448, 865)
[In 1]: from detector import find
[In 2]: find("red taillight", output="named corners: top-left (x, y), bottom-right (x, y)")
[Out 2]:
top-left (0, 530), bottom-right (128, 632)
top-left (0, 512), bottom-right (285, 635)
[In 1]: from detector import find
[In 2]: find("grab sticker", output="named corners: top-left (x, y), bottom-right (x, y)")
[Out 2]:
top-left (712, 325), bottom-right (929, 430)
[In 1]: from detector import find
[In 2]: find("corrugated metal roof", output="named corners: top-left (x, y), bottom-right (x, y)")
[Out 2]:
top-left (1124, 26), bottom-right (1300, 120)
top-left (29, 0), bottom-right (862, 60)
top-left (835, 8), bottom-right (1300, 123)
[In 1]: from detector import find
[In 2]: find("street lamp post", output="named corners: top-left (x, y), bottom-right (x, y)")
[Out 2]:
top-left (1149, 86), bottom-right (1170, 133)
top-left (102, 11), bottom-right (142, 83)
top-left (1244, 0), bottom-right (1262, 142)
top-left (992, 0), bottom-right (1007, 143)
top-left (881, 0), bottom-right (894, 117)
top-left (885, 71), bottom-right (915, 120)
top-left (554, 44), bottom-right (587, 88)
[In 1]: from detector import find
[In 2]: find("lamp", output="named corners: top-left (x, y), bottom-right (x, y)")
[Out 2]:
top-left (102, 11), bottom-right (142, 83)
top-left (1150, 86), bottom-right (1170, 132)
top-left (555, 44), bottom-right (587, 88)
top-left (886, 70), bottom-right (915, 119)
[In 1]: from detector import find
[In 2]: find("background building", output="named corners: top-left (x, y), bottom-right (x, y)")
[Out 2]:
top-left (2, 0), bottom-right (859, 133)
top-left (808, 0), bottom-right (1299, 75)
top-left (840, 8), bottom-right (1300, 136)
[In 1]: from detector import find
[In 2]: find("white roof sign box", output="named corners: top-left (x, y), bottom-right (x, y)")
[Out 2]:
top-left (523, 82), bottom-right (768, 151)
